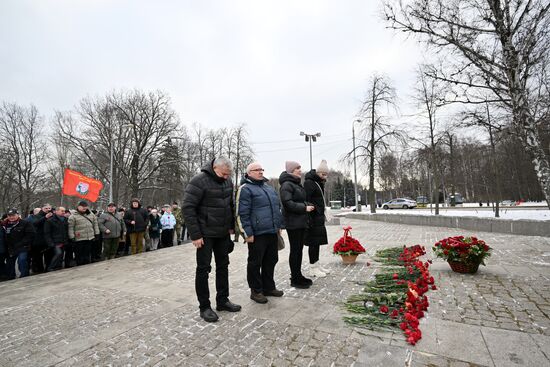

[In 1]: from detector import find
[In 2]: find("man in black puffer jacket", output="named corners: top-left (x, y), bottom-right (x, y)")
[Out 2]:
top-left (183, 157), bottom-right (241, 323)
top-left (28, 204), bottom-right (53, 273)
top-left (44, 206), bottom-right (69, 271)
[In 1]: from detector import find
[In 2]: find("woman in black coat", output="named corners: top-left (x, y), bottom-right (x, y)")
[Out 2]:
top-left (148, 210), bottom-right (161, 250)
top-left (279, 161), bottom-right (315, 289)
top-left (304, 160), bottom-right (330, 277)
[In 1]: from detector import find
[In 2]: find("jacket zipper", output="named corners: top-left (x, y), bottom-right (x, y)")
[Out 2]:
top-left (260, 185), bottom-right (276, 230)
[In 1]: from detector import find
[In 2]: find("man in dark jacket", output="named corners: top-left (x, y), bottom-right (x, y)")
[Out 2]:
top-left (63, 209), bottom-right (75, 267)
top-left (237, 162), bottom-right (284, 304)
top-left (183, 157), bottom-right (241, 322)
top-left (3, 209), bottom-right (35, 279)
top-left (304, 160), bottom-right (330, 278)
top-left (279, 161), bottom-right (315, 289)
top-left (28, 203), bottom-right (53, 273)
top-left (123, 198), bottom-right (149, 255)
top-left (0, 222), bottom-right (6, 280)
top-left (44, 206), bottom-right (69, 271)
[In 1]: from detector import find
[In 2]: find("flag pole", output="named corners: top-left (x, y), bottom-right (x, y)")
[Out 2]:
top-left (61, 166), bottom-right (66, 206)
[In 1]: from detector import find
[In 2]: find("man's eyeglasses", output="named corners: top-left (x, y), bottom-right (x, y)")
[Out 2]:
top-left (250, 168), bottom-right (265, 172)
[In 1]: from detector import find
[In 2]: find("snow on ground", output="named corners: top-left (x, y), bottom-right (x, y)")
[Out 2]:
top-left (460, 201), bottom-right (548, 208)
top-left (374, 208), bottom-right (550, 221)
top-left (334, 204), bottom-right (550, 221)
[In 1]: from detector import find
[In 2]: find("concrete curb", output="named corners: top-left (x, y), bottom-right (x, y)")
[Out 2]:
top-left (344, 212), bottom-right (550, 237)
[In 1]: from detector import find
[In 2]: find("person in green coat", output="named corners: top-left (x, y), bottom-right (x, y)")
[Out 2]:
top-left (98, 203), bottom-right (126, 260)
top-left (172, 202), bottom-right (185, 245)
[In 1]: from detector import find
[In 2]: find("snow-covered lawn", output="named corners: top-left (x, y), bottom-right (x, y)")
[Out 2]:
top-left (343, 208), bottom-right (550, 221)
top-left (459, 201), bottom-right (548, 208)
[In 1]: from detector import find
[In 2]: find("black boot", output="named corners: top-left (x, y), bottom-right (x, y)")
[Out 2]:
top-left (290, 277), bottom-right (310, 289)
top-left (300, 275), bottom-right (313, 286)
top-left (200, 308), bottom-right (219, 322)
top-left (216, 300), bottom-right (242, 312)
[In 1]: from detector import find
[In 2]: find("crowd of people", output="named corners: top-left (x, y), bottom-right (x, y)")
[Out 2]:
top-left (0, 156), bottom-right (331, 325)
top-left (0, 200), bottom-right (187, 280)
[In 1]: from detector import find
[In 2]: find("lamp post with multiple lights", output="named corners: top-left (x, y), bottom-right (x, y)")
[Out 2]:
top-left (299, 131), bottom-right (321, 170)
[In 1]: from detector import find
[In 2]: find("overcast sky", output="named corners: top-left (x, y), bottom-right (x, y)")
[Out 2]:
top-left (0, 0), bottom-right (423, 182)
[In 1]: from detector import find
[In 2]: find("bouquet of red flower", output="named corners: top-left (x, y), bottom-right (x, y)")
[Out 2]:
top-left (433, 236), bottom-right (491, 265)
top-left (333, 226), bottom-right (366, 256)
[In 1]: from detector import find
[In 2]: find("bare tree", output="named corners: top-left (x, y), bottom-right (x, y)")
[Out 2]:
top-left (461, 102), bottom-right (510, 216)
top-left (0, 103), bottom-right (47, 213)
top-left (55, 90), bottom-right (180, 204)
top-left (384, 0), bottom-right (550, 208)
top-left (411, 67), bottom-right (447, 214)
top-left (348, 74), bottom-right (400, 213)
top-left (0, 144), bottom-right (17, 211)
top-left (227, 124), bottom-right (254, 185)
top-left (192, 123), bottom-right (208, 168)
top-left (378, 153), bottom-right (399, 198)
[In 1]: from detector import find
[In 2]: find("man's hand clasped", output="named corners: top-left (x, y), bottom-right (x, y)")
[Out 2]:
top-left (193, 238), bottom-right (204, 249)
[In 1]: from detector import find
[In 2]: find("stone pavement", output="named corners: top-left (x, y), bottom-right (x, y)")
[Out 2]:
top-left (1, 219), bottom-right (549, 366)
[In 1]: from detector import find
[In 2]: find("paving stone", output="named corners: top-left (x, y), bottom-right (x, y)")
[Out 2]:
top-left (0, 219), bottom-right (549, 366)
top-left (482, 327), bottom-right (550, 366)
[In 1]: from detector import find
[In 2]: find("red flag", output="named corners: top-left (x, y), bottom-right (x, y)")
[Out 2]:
top-left (62, 168), bottom-right (104, 202)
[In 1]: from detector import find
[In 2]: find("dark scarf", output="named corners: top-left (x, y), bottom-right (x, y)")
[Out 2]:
top-left (3, 218), bottom-right (21, 234)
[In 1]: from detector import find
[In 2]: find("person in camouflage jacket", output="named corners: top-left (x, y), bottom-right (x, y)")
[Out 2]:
top-left (172, 201), bottom-right (185, 245)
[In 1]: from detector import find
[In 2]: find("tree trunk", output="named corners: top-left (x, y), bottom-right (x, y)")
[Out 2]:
top-left (430, 131), bottom-right (439, 214)
top-left (432, 153), bottom-right (439, 215)
top-left (485, 103), bottom-right (502, 217)
top-left (505, 35), bottom-right (550, 209)
top-left (449, 134), bottom-right (455, 206)
top-left (509, 93), bottom-right (550, 208)
top-left (519, 124), bottom-right (550, 209)
top-left (130, 153), bottom-right (139, 198)
top-left (369, 104), bottom-right (376, 213)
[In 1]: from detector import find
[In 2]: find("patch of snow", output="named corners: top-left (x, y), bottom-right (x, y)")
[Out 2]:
top-left (365, 208), bottom-right (550, 221)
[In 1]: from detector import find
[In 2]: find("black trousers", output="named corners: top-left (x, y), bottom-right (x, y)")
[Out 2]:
top-left (30, 242), bottom-right (46, 273)
top-left (74, 240), bottom-right (92, 266)
top-left (64, 242), bottom-right (75, 268)
top-left (287, 229), bottom-right (307, 281)
top-left (308, 244), bottom-right (320, 264)
top-left (247, 233), bottom-right (278, 293)
top-left (0, 252), bottom-right (6, 279)
top-left (196, 236), bottom-right (230, 311)
top-left (124, 233), bottom-right (131, 255)
top-left (161, 228), bottom-right (174, 248)
top-left (91, 238), bottom-right (103, 261)
top-left (43, 247), bottom-right (54, 270)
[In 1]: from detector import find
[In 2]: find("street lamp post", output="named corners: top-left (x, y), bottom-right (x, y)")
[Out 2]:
top-left (299, 131), bottom-right (321, 169)
top-left (352, 120), bottom-right (361, 212)
top-left (109, 140), bottom-right (114, 203)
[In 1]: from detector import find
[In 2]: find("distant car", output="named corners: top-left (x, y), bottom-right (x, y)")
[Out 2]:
top-left (500, 200), bottom-right (517, 206)
top-left (382, 198), bottom-right (417, 209)
top-left (416, 196), bottom-right (429, 204)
